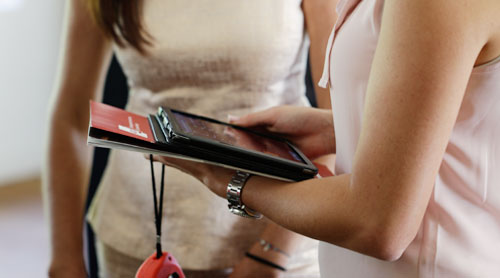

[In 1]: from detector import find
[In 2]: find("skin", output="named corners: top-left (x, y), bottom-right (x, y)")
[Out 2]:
top-left (43, 0), bottom-right (337, 277)
top-left (43, 1), bottom-right (112, 277)
top-left (156, 0), bottom-right (500, 262)
top-left (303, 0), bottom-right (335, 109)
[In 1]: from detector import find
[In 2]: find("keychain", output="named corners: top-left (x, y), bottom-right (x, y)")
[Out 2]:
top-left (135, 155), bottom-right (185, 278)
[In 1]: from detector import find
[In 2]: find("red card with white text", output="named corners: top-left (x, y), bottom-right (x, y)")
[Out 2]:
top-left (90, 101), bottom-right (155, 143)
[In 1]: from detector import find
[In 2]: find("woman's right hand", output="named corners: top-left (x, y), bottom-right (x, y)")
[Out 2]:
top-left (231, 106), bottom-right (335, 159)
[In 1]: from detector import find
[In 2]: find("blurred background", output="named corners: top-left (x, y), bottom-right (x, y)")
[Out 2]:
top-left (0, 0), bottom-right (65, 276)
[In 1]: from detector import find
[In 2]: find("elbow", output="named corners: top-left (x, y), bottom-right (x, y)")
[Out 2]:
top-left (370, 235), bottom-right (406, 261)
top-left (48, 102), bottom-right (89, 136)
top-left (321, 222), bottom-right (411, 261)
top-left (358, 223), bottom-right (414, 261)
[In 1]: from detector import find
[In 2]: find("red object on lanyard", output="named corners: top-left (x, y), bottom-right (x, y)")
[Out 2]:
top-left (136, 156), bottom-right (185, 278)
top-left (136, 252), bottom-right (185, 278)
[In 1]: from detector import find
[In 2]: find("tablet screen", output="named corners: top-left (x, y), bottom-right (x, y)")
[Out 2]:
top-left (172, 111), bottom-right (305, 164)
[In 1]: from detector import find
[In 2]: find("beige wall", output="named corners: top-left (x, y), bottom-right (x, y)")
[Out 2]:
top-left (0, 0), bottom-right (65, 185)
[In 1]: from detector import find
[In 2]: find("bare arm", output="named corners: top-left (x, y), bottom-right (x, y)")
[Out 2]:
top-left (160, 0), bottom-right (500, 261)
top-left (303, 0), bottom-right (337, 109)
top-left (240, 0), bottom-right (498, 260)
top-left (43, 0), bottom-right (112, 276)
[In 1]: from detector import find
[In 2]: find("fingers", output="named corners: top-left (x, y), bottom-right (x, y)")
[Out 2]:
top-left (154, 155), bottom-right (186, 168)
top-left (230, 108), bottom-right (277, 128)
top-left (144, 153), bottom-right (191, 173)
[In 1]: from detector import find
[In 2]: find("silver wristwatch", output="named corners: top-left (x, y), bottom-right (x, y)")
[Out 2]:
top-left (226, 171), bottom-right (262, 219)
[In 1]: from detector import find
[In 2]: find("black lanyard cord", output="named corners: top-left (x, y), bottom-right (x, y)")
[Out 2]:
top-left (150, 154), bottom-right (166, 259)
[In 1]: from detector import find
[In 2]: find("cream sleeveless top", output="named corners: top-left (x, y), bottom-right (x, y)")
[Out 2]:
top-left (318, 0), bottom-right (500, 277)
top-left (87, 0), bottom-right (320, 273)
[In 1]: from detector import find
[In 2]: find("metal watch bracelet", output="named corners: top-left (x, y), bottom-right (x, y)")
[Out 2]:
top-left (226, 171), bottom-right (262, 219)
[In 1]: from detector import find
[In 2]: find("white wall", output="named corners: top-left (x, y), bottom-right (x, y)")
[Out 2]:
top-left (0, 0), bottom-right (65, 185)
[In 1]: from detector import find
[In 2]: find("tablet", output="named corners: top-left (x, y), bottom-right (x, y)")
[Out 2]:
top-left (154, 107), bottom-right (318, 181)
top-left (88, 101), bottom-right (318, 181)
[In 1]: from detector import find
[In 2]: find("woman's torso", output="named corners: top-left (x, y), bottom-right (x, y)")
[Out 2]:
top-left (118, 0), bottom-right (310, 118)
top-left (87, 0), bottom-right (320, 272)
top-left (319, 0), bottom-right (500, 277)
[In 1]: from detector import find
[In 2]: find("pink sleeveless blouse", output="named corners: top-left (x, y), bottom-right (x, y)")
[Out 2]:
top-left (319, 0), bottom-right (500, 277)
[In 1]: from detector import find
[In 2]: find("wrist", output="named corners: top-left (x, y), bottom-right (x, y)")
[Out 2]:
top-left (203, 167), bottom-right (233, 198)
top-left (257, 238), bottom-right (290, 257)
top-left (49, 259), bottom-right (86, 277)
top-left (226, 171), bottom-right (262, 219)
top-left (248, 239), bottom-right (289, 268)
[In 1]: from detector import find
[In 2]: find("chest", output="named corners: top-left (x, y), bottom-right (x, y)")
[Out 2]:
top-left (115, 0), bottom-right (306, 91)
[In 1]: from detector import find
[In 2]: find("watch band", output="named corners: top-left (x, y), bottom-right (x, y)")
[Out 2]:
top-left (227, 171), bottom-right (262, 219)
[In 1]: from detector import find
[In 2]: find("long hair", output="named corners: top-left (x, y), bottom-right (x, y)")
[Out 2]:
top-left (88, 0), bottom-right (151, 53)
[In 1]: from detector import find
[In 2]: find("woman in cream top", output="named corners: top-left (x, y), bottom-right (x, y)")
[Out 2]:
top-left (155, 0), bottom-right (500, 277)
top-left (87, 0), bottom-right (319, 272)
top-left (45, 0), bottom-right (336, 277)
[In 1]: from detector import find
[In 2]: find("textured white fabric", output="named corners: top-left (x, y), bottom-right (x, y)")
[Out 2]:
top-left (87, 0), bottom-right (319, 273)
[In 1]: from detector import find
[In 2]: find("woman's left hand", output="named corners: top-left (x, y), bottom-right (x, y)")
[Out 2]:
top-left (152, 155), bottom-right (233, 198)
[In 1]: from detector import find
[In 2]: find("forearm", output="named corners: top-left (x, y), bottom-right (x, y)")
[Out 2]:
top-left (242, 175), bottom-right (353, 249)
top-left (239, 173), bottom-right (416, 261)
top-left (43, 114), bottom-right (93, 266)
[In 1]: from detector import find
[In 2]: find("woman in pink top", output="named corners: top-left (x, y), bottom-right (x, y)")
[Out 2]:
top-left (156, 0), bottom-right (500, 276)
